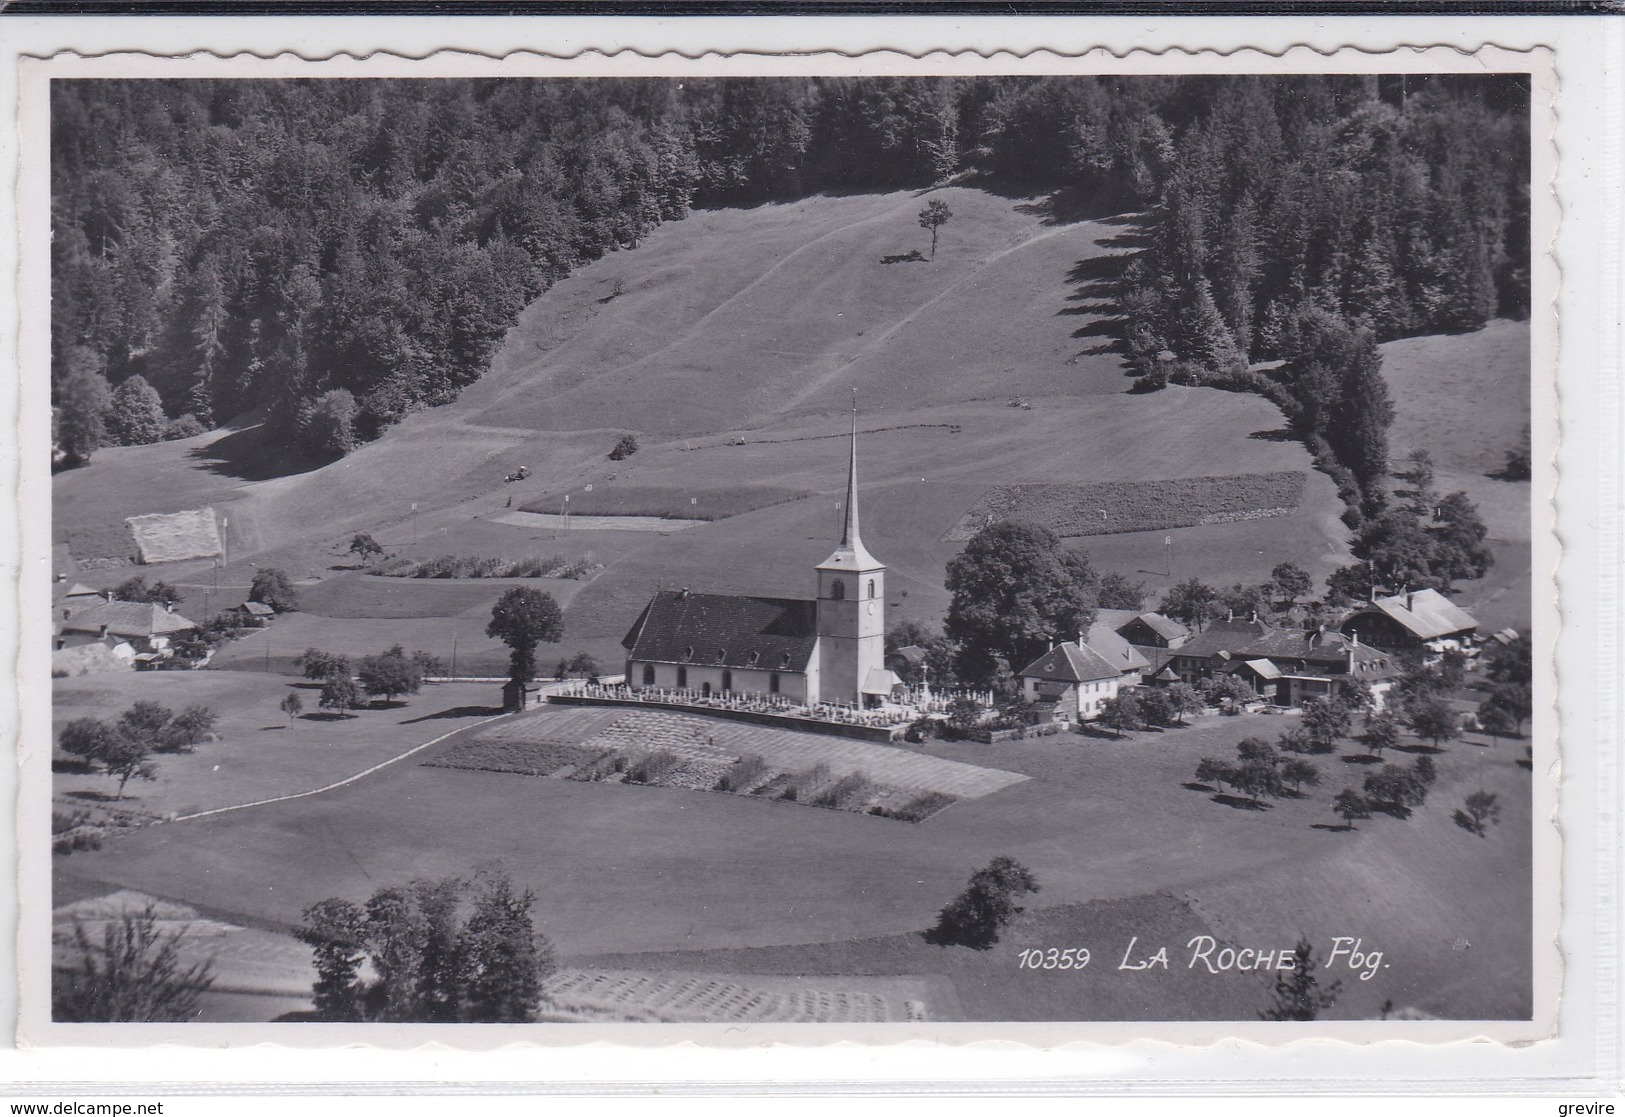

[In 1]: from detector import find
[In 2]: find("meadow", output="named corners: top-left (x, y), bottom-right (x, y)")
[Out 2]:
top-left (57, 693), bottom-right (1532, 1021)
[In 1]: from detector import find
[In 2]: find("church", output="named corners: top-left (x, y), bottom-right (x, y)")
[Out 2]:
top-left (620, 414), bottom-right (902, 708)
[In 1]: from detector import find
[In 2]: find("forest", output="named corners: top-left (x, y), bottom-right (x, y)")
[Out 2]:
top-left (51, 74), bottom-right (1529, 467)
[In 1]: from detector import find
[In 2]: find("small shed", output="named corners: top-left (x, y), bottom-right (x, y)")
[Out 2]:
top-left (501, 679), bottom-right (540, 713)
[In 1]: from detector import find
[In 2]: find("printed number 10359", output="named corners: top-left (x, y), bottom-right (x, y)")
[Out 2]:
top-left (1016, 948), bottom-right (1091, 970)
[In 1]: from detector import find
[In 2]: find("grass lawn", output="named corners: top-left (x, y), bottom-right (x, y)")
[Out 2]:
top-left (51, 673), bottom-right (505, 819)
top-left (57, 697), bottom-right (1531, 1021)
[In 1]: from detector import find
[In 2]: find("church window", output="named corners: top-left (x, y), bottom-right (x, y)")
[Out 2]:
top-left (868, 579), bottom-right (876, 599)
top-left (716, 648), bottom-right (727, 663)
top-left (770, 672), bottom-right (781, 693)
top-left (701, 682), bottom-right (712, 697)
top-left (722, 670), bottom-right (732, 693)
top-left (831, 580), bottom-right (845, 601)
top-left (642, 663), bottom-right (655, 686)
top-left (677, 666), bottom-right (688, 688)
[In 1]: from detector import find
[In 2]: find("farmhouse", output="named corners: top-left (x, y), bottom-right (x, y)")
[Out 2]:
top-left (622, 414), bottom-right (901, 708)
top-left (1082, 620), bottom-right (1152, 680)
top-left (1018, 641), bottom-right (1127, 722)
top-left (1100, 609), bottom-right (1191, 650)
top-left (55, 600), bottom-right (198, 660)
top-left (1164, 617), bottom-right (1394, 706)
top-left (232, 600), bottom-right (276, 627)
top-left (1340, 588), bottom-right (1480, 654)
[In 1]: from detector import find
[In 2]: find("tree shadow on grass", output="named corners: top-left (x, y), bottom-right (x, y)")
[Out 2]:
top-left (259, 725), bottom-right (288, 732)
top-left (187, 421), bottom-right (331, 483)
top-left (1182, 781), bottom-right (1215, 793)
top-left (1393, 742), bottom-right (1446, 755)
top-left (1249, 428), bottom-right (1299, 443)
top-left (1369, 801), bottom-right (1413, 820)
top-left (881, 250), bottom-right (926, 265)
top-left (1340, 753), bottom-right (1384, 766)
top-left (1211, 794), bottom-right (1272, 811)
top-left (1452, 809), bottom-right (1487, 837)
top-left (1310, 822), bottom-right (1357, 832)
top-left (303, 711), bottom-right (354, 722)
top-left (399, 704), bottom-right (505, 725)
top-left (63, 788), bottom-right (118, 802)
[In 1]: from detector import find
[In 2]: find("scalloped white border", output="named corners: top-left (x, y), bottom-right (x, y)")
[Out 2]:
top-left (0, 16), bottom-right (1611, 1094)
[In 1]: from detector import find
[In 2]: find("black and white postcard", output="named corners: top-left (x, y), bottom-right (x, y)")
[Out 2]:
top-left (11, 34), bottom-right (1576, 1062)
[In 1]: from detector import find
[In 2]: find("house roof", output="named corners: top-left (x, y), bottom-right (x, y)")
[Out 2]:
top-left (238, 600), bottom-right (276, 616)
top-left (1241, 658), bottom-right (1282, 680)
top-left (1350, 588), bottom-right (1480, 640)
top-left (1095, 609), bottom-right (1142, 631)
top-left (1019, 641), bottom-right (1122, 684)
top-left (61, 602), bottom-right (197, 639)
top-left (621, 589), bottom-right (819, 672)
top-left (1174, 618), bottom-right (1274, 660)
top-left (862, 667), bottom-right (904, 695)
top-left (63, 583), bottom-right (102, 599)
top-left (1128, 612), bottom-right (1189, 641)
top-left (1084, 622), bottom-right (1151, 672)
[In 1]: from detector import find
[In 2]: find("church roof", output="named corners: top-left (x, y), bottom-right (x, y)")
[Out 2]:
top-left (1019, 641), bottom-right (1122, 684)
top-left (621, 589), bottom-right (819, 672)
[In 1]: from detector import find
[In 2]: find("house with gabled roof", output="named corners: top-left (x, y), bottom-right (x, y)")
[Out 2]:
top-left (1082, 620), bottom-right (1151, 680)
top-left (622, 410), bottom-right (901, 708)
top-left (56, 601), bottom-right (198, 658)
top-left (1018, 641), bottom-right (1129, 722)
top-left (1340, 588), bottom-right (1480, 653)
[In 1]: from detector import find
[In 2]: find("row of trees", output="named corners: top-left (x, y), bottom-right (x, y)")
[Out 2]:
top-left (297, 645), bottom-right (440, 713)
top-left (53, 75), bottom-right (1525, 466)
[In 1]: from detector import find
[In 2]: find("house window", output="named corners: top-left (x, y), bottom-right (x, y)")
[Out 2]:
top-left (642, 663), bottom-right (655, 686)
top-left (722, 670), bottom-right (732, 693)
top-left (868, 579), bottom-right (876, 599)
top-left (831, 580), bottom-right (846, 601)
top-left (677, 666), bottom-right (688, 688)
top-left (770, 672), bottom-right (780, 693)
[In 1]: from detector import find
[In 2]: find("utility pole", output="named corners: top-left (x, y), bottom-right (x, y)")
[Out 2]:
top-left (411, 503), bottom-right (419, 547)
top-left (264, 635), bottom-right (271, 673)
top-left (450, 632), bottom-right (458, 680)
top-left (1164, 535), bottom-right (1172, 578)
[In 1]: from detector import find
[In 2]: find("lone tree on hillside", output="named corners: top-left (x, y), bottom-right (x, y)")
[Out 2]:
top-left (100, 734), bottom-right (158, 800)
top-left (53, 905), bottom-right (215, 1022)
top-left (108, 374), bottom-right (167, 446)
top-left (608, 434), bottom-right (639, 461)
top-left (1259, 937), bottom-right (1342, 1021)
top-left (1457, 790), bottom-right (1502, 837)
top-left (348, 533), bottom-right (385, 563)
top-left (918, 199), bottom-right (952, 260)
top-left (487, 587), bottom-right (564, 688)
top-left (1359, 710), bottom-right (1400, 757)
top-left (924, 856), bottom-right (1039, 950)
top-left (250, 567), bottom-right (299, 613)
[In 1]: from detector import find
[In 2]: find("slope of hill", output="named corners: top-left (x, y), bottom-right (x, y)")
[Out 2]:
top-left (54, 187), bottom-right (1355, 662)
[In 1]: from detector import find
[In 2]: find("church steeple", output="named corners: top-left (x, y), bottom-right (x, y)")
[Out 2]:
top-left (819, 395), bottom-right (879, 571)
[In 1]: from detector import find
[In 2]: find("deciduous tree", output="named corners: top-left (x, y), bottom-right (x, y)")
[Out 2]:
top-left (251, 568), bottom-right (299, 613)
top-left (924, 856), bottom-right (1039, 950)
top-left (487, 587), bottom-right (564, 688)
top-left (918, 198), bottom-right (952, 260)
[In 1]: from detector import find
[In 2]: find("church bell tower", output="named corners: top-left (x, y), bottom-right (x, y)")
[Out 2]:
top-left (815, 403), bottom-right (887, 706)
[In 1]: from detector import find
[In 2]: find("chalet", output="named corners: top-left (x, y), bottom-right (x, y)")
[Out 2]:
top-left (1018, 641), bottom-right (1127, 722)
top-left (1113, 611), bottom-right (1190, 650)
top-left (1166, 617), bottom-right (1273, 684)
top-left (233, 600), bottom-right (276, 627)
top-left (1340, 588), bottom-right (1480, 654)
top-left (56, 601), bottom-right (198, 658)
top-left (623, 412), bottom-right (901, 708)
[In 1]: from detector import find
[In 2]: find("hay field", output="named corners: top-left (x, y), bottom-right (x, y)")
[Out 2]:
top-left (126, 508), bottom-right (223, 564)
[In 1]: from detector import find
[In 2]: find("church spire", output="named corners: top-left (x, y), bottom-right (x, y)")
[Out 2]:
top-left (841, 393), bottom-right (862, 549)
top-left (817, 391), bottom-right (880, 572)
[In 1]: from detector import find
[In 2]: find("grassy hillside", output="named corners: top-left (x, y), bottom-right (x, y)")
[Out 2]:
top-left (54, 187), bottom-right (1356, 668)
top-left (1381, 319), bottom-right (1532, 630)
